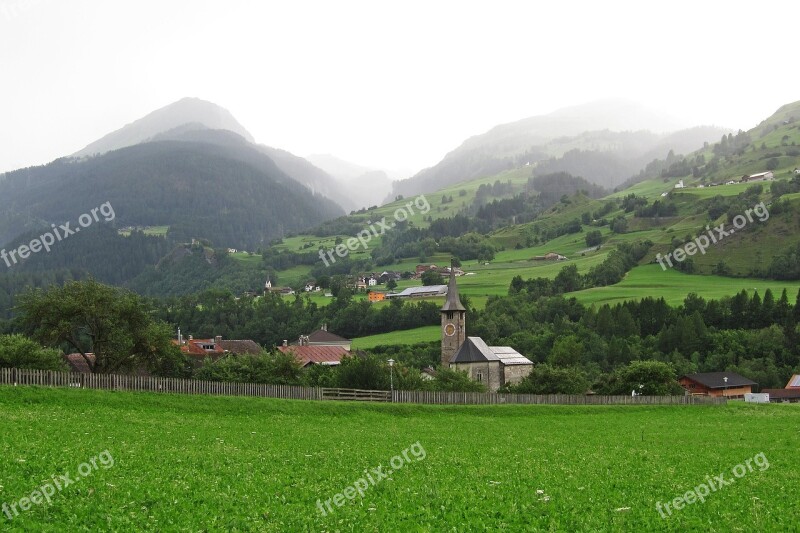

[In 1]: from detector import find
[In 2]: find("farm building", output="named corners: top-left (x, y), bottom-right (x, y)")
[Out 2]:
top-left (786, 374), bottom-right (800, 388)
top-left (532, 252), bottom-right (567, 261)
top-left (679, 372), bottom-right (757, 398)
top-left (440, 267), bottom-right (532, 392)
top-left (761, 388), bottom-right (800, 403)
top-left (368, 291), bottom-right (386, 302)
top-left (386, 285), bottom-right (448, 299)
top-left (741, 171), bottom-right (774, 182)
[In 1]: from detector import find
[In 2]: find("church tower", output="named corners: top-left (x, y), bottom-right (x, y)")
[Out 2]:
top-left (441, 264), bottom-right (466, 367)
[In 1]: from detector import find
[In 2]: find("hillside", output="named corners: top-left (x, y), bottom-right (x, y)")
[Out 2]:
top-left (0, 140), bottom-right (344, 251)
top-left (391, 99), bottom-right (728, 199)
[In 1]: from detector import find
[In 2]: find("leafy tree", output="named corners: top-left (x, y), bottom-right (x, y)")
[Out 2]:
top-left (510, 364), bottom-right (589, 394)
top-left (0, 334), bottom-right (66, 371)
top-left (595, 360), bottom-right (683, 395)
top-left (194, 352), bottom-right (302, 385)
top-left (337, 354), bottom-right (390, 390)
top-left (548, 335), bottom-right (583, 367)
top-left (585, 230), bottom-right (603, 247)
top-left (16, 279), bottom-right (184, 375)
top-left (421, 270), bottom-right (445, 286)
top-left (386, 278), bottom-right (398, 290)
top-left (431, 367), bottom-right (486, 392)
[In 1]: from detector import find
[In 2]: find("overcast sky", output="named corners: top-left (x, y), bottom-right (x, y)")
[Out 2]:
top-left (1, 0), bottom-right (798, 176)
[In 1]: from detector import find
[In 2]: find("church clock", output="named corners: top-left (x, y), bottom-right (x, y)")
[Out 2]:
top-left (444, 323), bottom-right (456, 337)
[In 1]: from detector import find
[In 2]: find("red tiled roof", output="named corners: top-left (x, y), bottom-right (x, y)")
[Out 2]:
top-left (278, 345), bottom-right (349, 366)
top-left (64, 353), bottom-right (95, 373)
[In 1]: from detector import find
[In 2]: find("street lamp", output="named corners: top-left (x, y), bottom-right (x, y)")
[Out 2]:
top-left (388, 359), bottom-right (395, 396)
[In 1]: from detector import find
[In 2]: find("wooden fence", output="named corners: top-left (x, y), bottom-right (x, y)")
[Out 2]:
top-left (391, 390), bottom-right (727, 405)
top-left (0, 368), bottom-right (726, 406)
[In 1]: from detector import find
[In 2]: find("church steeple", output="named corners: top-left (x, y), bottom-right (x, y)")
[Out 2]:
top-left (440, 262), bottom-right (466, 367)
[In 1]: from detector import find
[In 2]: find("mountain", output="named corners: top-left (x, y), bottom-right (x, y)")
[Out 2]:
top-left (391, 99), bottom-right (727, 199)
top-left (0, 139), bottom-right (344, 251)
top-left (73, 97), bottom-right (255, 157)
top-left (307, 154), bottom-right (396, 209)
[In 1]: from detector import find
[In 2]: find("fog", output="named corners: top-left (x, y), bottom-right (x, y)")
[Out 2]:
top-left (0, 0), bottom-right (797, 175)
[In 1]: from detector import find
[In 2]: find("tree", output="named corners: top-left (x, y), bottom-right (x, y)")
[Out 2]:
top-left (421, 270), bottom-right (445, 286)
top-left (0, 334), bottom-right (66, 371)
top-left (585, 230), bottom-right (602, 247)
top-left (548, 335), bottom-right (583, 367)
top-left (337, 353), bottom-right (390, 390)
top-left (431, 367), bottom-right (486, 392)
top-left (595, 360), bottom-right (683, 395)
top-left (16, 279), bottom-right (184, 375)
top-left (510, 364), bottom-right (589, 394)
top-left (386, 278), bottom-right (398, 291)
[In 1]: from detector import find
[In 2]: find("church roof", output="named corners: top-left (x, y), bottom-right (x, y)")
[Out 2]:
top-left (450, 337), bottom-right (497, 363)
top-left (441, 268), bottom-right (466, 312)
top-left (450, 337), bottom-right (533, 365)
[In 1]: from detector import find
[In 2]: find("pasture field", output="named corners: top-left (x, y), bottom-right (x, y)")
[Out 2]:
top-left (0, 387), bottom-right (795, 531)
top-left (570, 264), bottom-right (800, 307)
top-left (351, 325), bottom-right (441, 349)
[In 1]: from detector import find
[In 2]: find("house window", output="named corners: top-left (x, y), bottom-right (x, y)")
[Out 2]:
top-left (476, 371), bottom-right (483, 382)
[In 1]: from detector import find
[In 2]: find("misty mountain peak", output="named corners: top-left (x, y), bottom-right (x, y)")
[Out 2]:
top-left (73, 97), bottom-right (254, 158)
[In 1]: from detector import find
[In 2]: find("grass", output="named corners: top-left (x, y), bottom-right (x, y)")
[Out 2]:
top-left (351, 325), bottom-right (441, 349)
top-left (570, 264), bottom-right (800, 307)
top-left (1, 386), bottom-right (797, 531)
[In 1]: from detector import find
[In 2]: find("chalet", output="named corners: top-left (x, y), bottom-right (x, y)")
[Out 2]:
top-left (679, 372), bottom-right (757, 398)
top-left (415, 264), bottom-right (438, 277)
top-left (385, 285), bottom-right (448, 299)
top-left (292, 325), bottom-right (351, 350)
top-left (264, 278), bottom-right (294, 296)
top-left (440, 267), bottom-right (532, 392)
top-left (368, 291), bottom-right (386, 302)
top-left (174, 334), bottom-right (262, 366)
top-left (378, 271), bottom-right (402, 283)
top-left (278, 344), bottom-right (348, 367)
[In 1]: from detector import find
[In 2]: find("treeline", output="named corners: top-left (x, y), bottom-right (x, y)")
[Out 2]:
top-left (509, 241), bottom-right (652, 296)
top-left (468, 286), bottom-right (800, 390)
top-left (152, 290), bottom-right (440, 346)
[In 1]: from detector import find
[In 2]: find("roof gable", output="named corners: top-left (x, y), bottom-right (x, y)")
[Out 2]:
top-left (450, 337), bottom-right (499, 363)
top-left (307, 329), bottom-right (351, 343)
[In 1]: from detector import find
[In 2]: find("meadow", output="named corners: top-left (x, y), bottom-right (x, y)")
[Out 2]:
top-left (0, 386), bottom-right (795, 531)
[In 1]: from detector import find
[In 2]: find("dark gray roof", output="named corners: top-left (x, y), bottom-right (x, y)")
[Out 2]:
top-left (681, 372), bottom-right (757, 389)
top-left (218, 340), bottom-right (262, 355)
top-left (450, 337), bottom-right (497, 363)
top-left (441, 269), bottom-right (466, 312)
top-left (307, 329), bottom-right (351, 343)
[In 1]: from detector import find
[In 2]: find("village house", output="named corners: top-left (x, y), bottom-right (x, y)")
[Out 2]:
top-left (440, 267), bottom-right (532, 392)
top-left (368, 291), bottom-right (386, 302)
top-left (264, 278), bottom-right (294, 296)
top-left (278, 326), bottom-right (351, 366)
top-left (174, 334), bottom-right (262, 366)
top-left (679, 372), bottom-right (757, 399)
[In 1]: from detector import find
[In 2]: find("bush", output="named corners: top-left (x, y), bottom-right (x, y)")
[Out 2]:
top-left (0, 334), bottom-right (66, 371)
top-left (509, 364), bottom-right (590, 394)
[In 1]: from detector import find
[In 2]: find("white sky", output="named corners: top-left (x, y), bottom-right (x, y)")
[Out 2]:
top-left (1, 0), bottom-right (798, 176)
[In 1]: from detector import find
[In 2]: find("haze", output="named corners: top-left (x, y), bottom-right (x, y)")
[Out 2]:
top-left (1, 0), bottom-right (797, 176)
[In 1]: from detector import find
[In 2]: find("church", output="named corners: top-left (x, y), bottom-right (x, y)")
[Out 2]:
top-left (440, 267), bottom-right (533, 392)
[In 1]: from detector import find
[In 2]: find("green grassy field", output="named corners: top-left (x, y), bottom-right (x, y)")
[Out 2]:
top-left (1, 387), bottom-right (796, 531)
top-left (351, 325), bottom-right (441, 349)
top-left (570, 264), bottom-right (800, 307)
